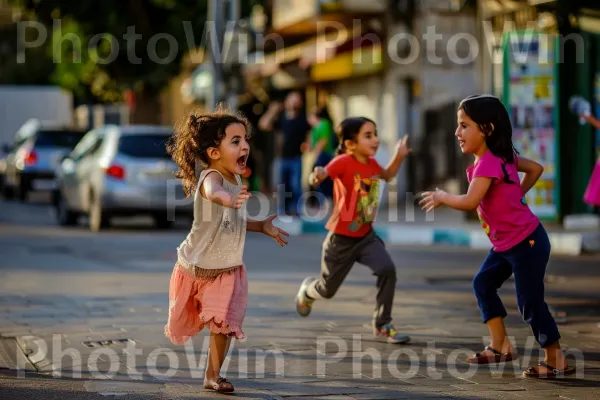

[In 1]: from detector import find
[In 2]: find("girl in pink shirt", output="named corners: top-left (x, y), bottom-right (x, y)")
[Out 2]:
top-left (420, 94), bottom-right (576, 379)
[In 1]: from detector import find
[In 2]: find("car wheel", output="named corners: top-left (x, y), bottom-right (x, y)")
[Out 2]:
top-left (89, 192), bottom-right (110, 232)
top-left (54, 191), bottom-right (78, 226)
top-left (153, 213), bottom-right (174, 229)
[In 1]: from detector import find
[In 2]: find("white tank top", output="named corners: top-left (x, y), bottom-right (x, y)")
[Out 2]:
top-left (176, 169), bottom-right (247, 277)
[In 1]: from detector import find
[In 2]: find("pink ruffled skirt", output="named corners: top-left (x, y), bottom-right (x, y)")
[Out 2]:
top-left (164, 264), bottom-right (248, 344)
top-left (584, 159), bottom-right (600, 207)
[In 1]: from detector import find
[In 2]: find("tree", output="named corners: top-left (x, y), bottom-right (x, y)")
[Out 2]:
top-left (8, 0), bottom-right (257, 122)
top-left (0, 22), bottom-right (55, 86)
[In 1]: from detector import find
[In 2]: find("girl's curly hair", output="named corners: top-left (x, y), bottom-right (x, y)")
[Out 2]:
top-left (167, 103), bottom-right (251, 197)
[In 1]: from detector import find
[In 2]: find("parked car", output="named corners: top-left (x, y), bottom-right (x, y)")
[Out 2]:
top-left (53, 125), bottom-right (192, 231)
top-left (2, 120), bottom-right (86, 201)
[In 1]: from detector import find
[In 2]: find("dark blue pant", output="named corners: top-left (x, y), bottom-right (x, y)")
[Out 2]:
top-left (279, 156), bottom-right (302, 215)
top-left (313, 151), bottom-right (333, 200)
top-left (472, 224), bottom-right (560, 348)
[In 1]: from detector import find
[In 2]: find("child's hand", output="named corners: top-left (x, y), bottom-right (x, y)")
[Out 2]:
top-left (419, 188), bottom-right (445, 212)
top-left (310, 166), bottom-right (326, 186)
top-left (395, 135), bottom-right (412, 158)
top-left (231, 185), bottom-right (251, 209)
top-left (261, 215), bottom-right (289, 247)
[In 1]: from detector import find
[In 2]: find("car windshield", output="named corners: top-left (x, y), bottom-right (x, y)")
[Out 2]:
top-left (118, 134), bottom-right (172, 159)
top-left (35, 130), bottom-right (86, 149)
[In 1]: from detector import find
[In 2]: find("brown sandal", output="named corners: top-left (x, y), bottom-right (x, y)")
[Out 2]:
top-left (467, 345), bottom-right (518, 364)
top-left (204, 377), bottom-right (235, 393)
top-left (523, 361), bottom-right (577, 379)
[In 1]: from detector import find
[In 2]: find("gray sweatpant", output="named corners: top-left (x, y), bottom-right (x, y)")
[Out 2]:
top-left (313, 229), bottom-right (397, 329)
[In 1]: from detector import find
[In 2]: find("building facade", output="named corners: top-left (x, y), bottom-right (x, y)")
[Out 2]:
top-left (478, 0), bottom-right (600, 220)
top-left (245, 0), bottom-right (479, 210)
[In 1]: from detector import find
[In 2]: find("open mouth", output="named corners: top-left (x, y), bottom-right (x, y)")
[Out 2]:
top-left (458, 140), bottom-right (466, 147)
top-left (237, 154), bottom-right (248, 168)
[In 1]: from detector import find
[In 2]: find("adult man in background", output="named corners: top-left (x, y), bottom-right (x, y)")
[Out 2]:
top-left (259, 91), bottom-right (311, 216)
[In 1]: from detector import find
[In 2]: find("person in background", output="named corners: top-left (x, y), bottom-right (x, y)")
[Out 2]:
top-left (304, 106), bottom-right (335, 202)
top-left (579, 113), bottom-right (600, 212)
top-left (259, 92), bottom-right (311, 216)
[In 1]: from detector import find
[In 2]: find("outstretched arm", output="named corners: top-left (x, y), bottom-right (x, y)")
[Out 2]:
top-left (419, 177), bottom-right (493, 212)
top-left (258, 102), bottom-right (282, 131)
top-left (582, 114), bottom-right (600, 129)
top-left (309, 166), bottom-right (329, 187)
top-left (201, 172), bottom-right (251, 209)
top-left (517, 156), bottom-right (544, 194)
top-left (380, 135), bottom-right (411, 181)
top-left (247, 215), bottom-right (289, 247)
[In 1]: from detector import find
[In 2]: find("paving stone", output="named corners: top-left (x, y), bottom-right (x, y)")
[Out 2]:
top-left (450, 383), bottom-right (527, 392)
top-left (83, 380), bottom-right (166, 394)
top-left (285, 396), bottom-right (356, 400)
top-left (509, 391), bottom-right (577, 399)
top-left (347, 393), bottom-right (416, 400)
top-left (1, 232), bottom-right (600, 399)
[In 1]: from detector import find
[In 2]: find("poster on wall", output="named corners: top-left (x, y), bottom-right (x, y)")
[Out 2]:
top-left (503, 31), bottom-right (559, 220)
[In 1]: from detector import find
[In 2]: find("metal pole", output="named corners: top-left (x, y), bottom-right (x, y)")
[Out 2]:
top-left (209, 0), bottom-right (224, 110)
top-left (230, 0), bottom-right (240, 22)
top-left (227, 0), bottom-right (241, 110)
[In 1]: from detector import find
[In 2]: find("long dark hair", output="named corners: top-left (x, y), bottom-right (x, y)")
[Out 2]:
top-left (335, 117), bottom-right (375, 155)
top-left (167, 103), bottom-right (251, 197)
top-left (459, 94), bottom-right (517, 164)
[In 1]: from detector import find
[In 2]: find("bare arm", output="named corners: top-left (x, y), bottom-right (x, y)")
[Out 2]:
top-left (440, 178), bottom-right (493, 211)
top-left (247, 218), bottom-right (263, 232)
top-left (380, 135), bottom-right (411, 181)
top-left (201, 172), bottom-right (250, 209)
top-left (309, 166), bottom-right (329, 187)
top-left (420, 177), bottom-right (493, 212)
top-left (380, 151), bottom-right (407, 181)
top-left (258, 103), bottom-right (282, 131)
top-left (313, 138), bottom-right (327, 153)
top-left (247, 215), bottom-right (289, 246)
top-left (582, 114), bottom-right (600, 129)
top-left (517, 156), bottom-right (544, 194)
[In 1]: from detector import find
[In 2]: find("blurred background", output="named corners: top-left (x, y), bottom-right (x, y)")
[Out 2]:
top-left (0, 0), bottom-right (599, 229)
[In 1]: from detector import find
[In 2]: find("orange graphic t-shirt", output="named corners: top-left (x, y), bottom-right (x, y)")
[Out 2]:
top-left (324, 154), bottom-right (383, 237)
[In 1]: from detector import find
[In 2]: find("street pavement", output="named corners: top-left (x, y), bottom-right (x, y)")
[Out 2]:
top-left (1, 195), bottom-right (600, 399)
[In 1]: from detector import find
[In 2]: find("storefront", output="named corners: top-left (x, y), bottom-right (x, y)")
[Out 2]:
top-left (479, 0), bottom-right (600, 220)
top-left (242, 0), bottom-right (390, 192)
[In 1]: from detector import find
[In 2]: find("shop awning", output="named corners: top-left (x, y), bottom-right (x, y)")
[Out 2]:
top-left (244, 23), bottom-right (362, 78)
top-left (310, 43), bottom-right (383, 82)
top-left (480, 0), bottom-right (557, 18)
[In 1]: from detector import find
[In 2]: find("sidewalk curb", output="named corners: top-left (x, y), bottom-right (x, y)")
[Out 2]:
top-left (276, 218), bottom-right (595, 256)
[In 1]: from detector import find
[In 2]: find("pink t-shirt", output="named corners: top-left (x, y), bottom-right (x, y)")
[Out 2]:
top-left (466, 150), bottom-right (539, 252)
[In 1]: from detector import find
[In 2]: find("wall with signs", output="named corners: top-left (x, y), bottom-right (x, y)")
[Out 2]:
top-left (503, 31), bottom-right (559, 220)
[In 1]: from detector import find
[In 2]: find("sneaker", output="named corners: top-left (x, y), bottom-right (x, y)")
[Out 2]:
top-left (374, 323), bottom-right (410, 344)
top-left (295, 277), bottom-right (317, 317)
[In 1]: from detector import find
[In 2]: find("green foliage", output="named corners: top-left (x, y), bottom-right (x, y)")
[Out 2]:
top-left (0, 23), bottom-right (55, 86)
top-left (5, 0), bottom-right (260, 103)
top-left (6, 0), bottom-right (208, 102)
